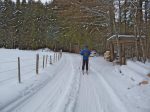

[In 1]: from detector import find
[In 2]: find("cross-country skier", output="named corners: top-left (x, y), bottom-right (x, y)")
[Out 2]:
top-left (80, 45), bottom-right (91, 74)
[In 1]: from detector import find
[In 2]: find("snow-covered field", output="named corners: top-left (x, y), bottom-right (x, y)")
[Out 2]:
top-left (0, 49), bottom-right (150, 112)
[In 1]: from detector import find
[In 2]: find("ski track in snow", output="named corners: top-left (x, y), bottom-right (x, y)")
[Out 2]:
top-left (90, 57), bottom-right (150, 112)
top-left (75, 66), bottom-right (128, 112)
top-left (1, 54), bottom-right (81, 112)
top-left (0, 52), bottom-right (150, 112)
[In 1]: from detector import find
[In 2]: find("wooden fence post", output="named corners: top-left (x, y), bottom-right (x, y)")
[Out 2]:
top-left (50, 55), bottom-right (52, 64)
top-left (43, 55), bottom-right (45, 69)
top-left (18, 57), bottom-right (21, 83)
top-left (58, 52), bottom-right (60, 61)
top-left (54, 53), bottom-right (55, 63)
top-left (56, 53), bottom-right (57, 62)
top-left (36, 54), bottom-right (39, 74)
top-left (55, 53), bottom-right (56, 62)
top-left (60, 49), bottom-right (62, 58)
top-left (58, 53), bottom-right (60, 61)
top-left (46, 55), bottom-right (48, 67)
top-left (59, 51), bottom-right (61, 60)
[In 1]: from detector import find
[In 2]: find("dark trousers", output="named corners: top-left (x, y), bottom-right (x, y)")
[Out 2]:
top-left (82, 59), bottom-right (89, 71)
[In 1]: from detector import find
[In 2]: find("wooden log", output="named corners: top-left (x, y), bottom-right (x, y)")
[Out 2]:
top-left (135, 40), bottom-right (140, 61)
top-left (110, 43), bottom-right (114, 62)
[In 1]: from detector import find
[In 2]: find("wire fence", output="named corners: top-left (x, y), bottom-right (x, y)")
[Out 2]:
top-left (0, 52), bottom-right (63, 84)
top-left (0, 60), bottom-right (17, 64)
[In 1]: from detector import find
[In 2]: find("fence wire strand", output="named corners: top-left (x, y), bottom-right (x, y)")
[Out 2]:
top-left (0, 54), bottom-right (56, 83)
top-left (0, 67), bottom-right (18, 74)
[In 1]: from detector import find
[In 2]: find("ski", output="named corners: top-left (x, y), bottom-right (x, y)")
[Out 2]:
top-left (81, 71), bottom-right (89, 75)
top-left (86, 71), bottom-right (88, 75)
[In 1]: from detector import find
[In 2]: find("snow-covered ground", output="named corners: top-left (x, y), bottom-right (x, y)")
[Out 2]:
top-left (0, 49), bottom-right (150, 112)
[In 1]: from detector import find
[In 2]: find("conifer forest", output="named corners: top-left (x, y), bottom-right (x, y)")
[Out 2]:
top-left (0, 0), bottom-right (150, 61)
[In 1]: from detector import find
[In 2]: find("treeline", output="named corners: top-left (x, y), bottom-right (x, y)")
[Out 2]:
top-left (51, 0), bottom-right (150, 58)
top-left (0, 0), bottom-right (57, 50)
top-left (110, 0), bottom-right (150, 60)
top-left (1, 0), bottom-right (150, 59)
top-left (51, 0), bottom-right (110, 53)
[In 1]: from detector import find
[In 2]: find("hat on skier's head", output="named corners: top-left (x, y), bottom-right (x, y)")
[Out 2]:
top-left (84, 45), bottom-right (88, 48)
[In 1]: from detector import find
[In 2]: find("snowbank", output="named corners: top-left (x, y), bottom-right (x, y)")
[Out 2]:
top-left (121, 65), bottom-right (145, 82)
top-left (0, 49), bottom-right (55, 111)
top-left (127, 61), bottom-right (150, 75)
top-left (120, 61), bottom-right (150, 83)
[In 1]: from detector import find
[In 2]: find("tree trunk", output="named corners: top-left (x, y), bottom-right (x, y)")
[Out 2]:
top-left (145, 0), bottom-right (148, 60)
top-left (124, 0), bottom-right (127, 34)
top-left (118, 0), bottom-right (121, 33)
top-left (109, 1), bottom-right (114, 35)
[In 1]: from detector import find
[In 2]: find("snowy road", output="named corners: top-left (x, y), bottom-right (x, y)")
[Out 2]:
top-left (1, 53), bottom-right (80, 112)
top-left (0, 52), bottom-right (150, 112)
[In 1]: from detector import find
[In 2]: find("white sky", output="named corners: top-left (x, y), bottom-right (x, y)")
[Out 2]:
top-left (11, 0), bottom-right (52, 3)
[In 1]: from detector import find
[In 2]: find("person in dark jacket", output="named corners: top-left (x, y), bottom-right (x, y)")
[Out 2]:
top-left (80, 46), bottom-right (91, 74)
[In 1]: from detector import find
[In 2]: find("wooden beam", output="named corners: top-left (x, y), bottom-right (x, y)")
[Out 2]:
top-left (110, 42), bottom-right (114, 61)
top-left (122, 44), bottom-right (126, 65)
top-left (119, 43), bottom-right (122, 65)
